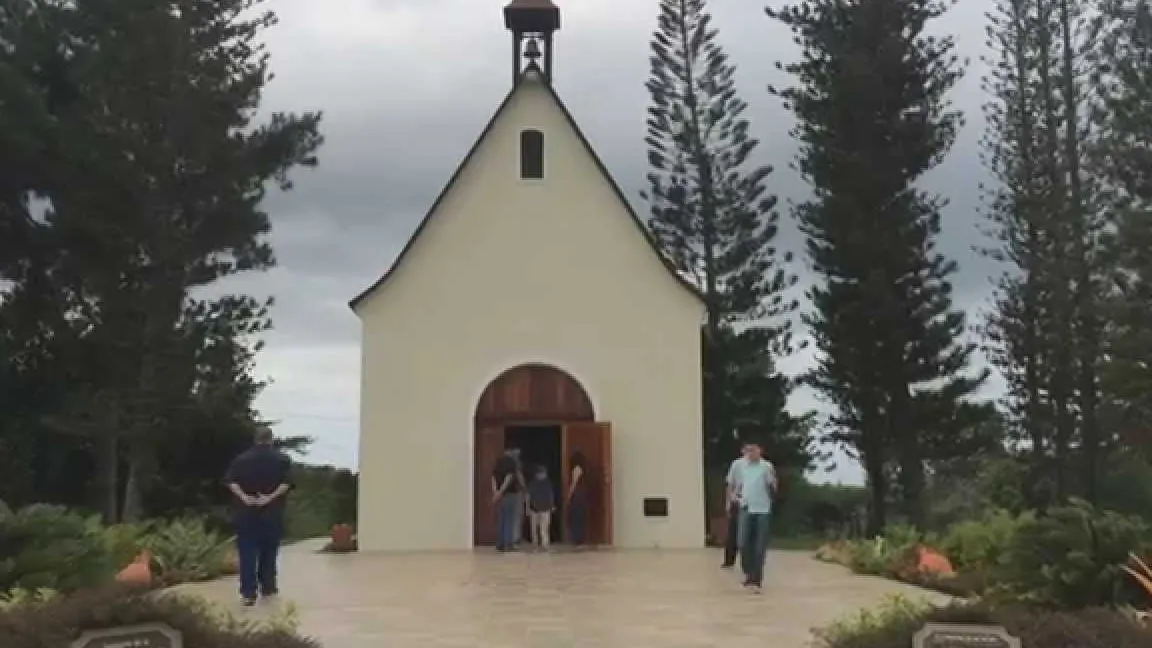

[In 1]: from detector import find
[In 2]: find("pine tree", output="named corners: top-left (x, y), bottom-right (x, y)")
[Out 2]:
top-left (980, 0), bottom-right (1064, 507)
top-left (982, 0), bottom-right (1107, 505)
top-left (1055, 0), bottom-right (1106, 505)
top-left (768, 0), bottom-right (987, 532)
top-left (1, 0), bottom-right (323, 520)
top-left (1093, 0), bottom-right (1152, 440)
top-left (643, 0), bottom-right (803, 482)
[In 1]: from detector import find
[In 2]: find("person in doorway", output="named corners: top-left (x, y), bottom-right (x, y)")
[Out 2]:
top-left (491, 447), bottom-right (522, 552)
top-left (722, 443), bottom-right (752, 569)
top-left (566, 451), bottom-right (589, 548)
top-left (527, 465), bottom-right (555, 551)
top-left (224, 425), bottom-right (293, 606)
top-left (736, 442), bottom-right (777, 593)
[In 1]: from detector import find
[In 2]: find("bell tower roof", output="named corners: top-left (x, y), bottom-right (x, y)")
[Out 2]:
top-left (504, 0), bottom-right (561, 33)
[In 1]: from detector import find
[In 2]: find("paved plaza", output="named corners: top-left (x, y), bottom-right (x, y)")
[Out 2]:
top-left (180, 542), bottom-right (943, 648)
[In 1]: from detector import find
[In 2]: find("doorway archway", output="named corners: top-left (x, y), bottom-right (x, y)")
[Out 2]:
top-left (473, 363), bottom-right (610, 546)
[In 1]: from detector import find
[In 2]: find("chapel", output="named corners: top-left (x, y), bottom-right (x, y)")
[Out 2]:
top-left (350, 0), bottom-right (706, 551)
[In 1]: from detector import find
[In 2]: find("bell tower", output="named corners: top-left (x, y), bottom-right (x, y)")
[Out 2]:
top-left (504, 0), bottom-right (561, 85)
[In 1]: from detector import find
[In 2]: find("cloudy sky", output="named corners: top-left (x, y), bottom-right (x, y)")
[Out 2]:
top-left (222, 0), bottom-right (1002, 484)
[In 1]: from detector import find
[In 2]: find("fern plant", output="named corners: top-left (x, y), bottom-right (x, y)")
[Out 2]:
top-left (140, 518), bottom-right (235, 584)
top-left (0, 587), bottom-right (58, 610)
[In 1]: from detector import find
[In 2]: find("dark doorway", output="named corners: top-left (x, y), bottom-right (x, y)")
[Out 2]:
top-left (505, 424), bottom-right (563, 542)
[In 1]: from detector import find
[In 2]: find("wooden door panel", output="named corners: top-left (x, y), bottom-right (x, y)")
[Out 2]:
top-left (474, 425), bottom-right (505, 546)
top-left (562, 422), bottom-right (612, 545)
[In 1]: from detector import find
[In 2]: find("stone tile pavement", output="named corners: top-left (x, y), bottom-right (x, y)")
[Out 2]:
top-left (178, 542), bottom-right (944, 648)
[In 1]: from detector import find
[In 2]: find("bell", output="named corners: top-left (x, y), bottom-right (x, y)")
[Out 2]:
top-left (523, 38), bottom-right (542, 61)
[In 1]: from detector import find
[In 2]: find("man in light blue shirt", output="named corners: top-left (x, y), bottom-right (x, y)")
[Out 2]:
top-left (721, 443), bottom-right (751, 568)
top-left (736, 442), bottom-right (777, 593)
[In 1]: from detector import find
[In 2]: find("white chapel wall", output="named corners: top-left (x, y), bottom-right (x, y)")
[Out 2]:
top-left (355, 75), bottom-right (705, 551)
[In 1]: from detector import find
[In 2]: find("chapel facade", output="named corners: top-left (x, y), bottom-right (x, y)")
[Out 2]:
top-left (350, 0), bottom-right (706, 552)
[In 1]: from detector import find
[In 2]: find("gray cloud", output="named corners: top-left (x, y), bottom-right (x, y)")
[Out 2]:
top-left (234, 0), bottom-right (997, 478)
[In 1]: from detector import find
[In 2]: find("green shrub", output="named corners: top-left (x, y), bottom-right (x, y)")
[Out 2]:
top-left (0, 504), bottom-right (114, 592)
top-left (0, 585), bottom-right (317, 648)
top-left (285, 491), bottom-right (337, 541)
top-left (940, 509), bottom-right (1027, 573)
top-left (843, 525), bottom-right (930, 578)
top-left (103, 522), bottom-right (157, 570)
top-left (997, 499), bottom-right (1151, 608)
top-left (140, 518), bottom-right (235, 585)
top-left (813, 599), bottom-right (1152, 648)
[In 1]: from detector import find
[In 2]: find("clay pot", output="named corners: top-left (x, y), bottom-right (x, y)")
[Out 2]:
top-left (116, 549), bottom-right (154, 585)
top-left (916, 545), bottom-right (956, 577)
top-left (331, 523), bottom-right (355, 549)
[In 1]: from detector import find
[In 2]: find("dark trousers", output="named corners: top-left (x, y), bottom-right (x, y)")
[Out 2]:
top-left (723, 501), bottom-right (741, 565)
top-left (739, 511), bottom-right (772, 586)
top-left (495, 493), bottom-right (519, 550)
top-left (235, 513), bottom-right (283, 599)
top-left (568, 498), bottom-right (588, 545)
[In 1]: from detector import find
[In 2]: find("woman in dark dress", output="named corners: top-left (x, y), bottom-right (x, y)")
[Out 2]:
top-left (566, 451), bottom-right (589, 547)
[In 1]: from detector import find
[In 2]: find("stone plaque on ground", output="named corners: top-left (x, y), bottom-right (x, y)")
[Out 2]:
top-left (913, 623), bottom-right (1021, 648)
top-left (71, 623), bottom-right (183, 648)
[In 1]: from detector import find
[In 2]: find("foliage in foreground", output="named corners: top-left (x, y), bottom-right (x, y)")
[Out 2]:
top-left (0, 585), bottom-right (314, 648)
top-left (0, 504), bottom-right (112, 592)
top-left (136, 518), bottom-right (237, 585)
top-left (818, 500), bottom-right (1152, 608)
top-left (813, 597), bottom-right (1152, 648)
top-left (0, 502), bottom-right (239, 592)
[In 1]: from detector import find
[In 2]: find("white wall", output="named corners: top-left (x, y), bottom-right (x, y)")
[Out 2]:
top-left (354, 72), bottom-right (705, 551)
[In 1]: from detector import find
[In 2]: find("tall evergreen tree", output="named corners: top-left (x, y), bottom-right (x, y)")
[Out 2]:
top-left (1093, 0), bottom-right (1152, 439)
top-left (982, 0), bottom-right (1108, 506)
top-left (768, 0), bottom-right (987, 531)
top-left (980, 0), bottom-right (1064, 506)
top-left (1055, 0), bottom-right (1106, 505)
top-left (1, 0), bottom-right (322, 521)
top-left (643, 0), bottom-right (806, 483)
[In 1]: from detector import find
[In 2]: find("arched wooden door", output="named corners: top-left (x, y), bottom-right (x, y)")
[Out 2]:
top-left (473, 364), bottom-right (607, 546)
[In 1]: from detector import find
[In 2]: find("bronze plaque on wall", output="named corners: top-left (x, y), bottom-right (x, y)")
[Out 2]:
top-left (71, 623), bottom-right (183, 648)
top-left (913, 623), bottom-right (1020, 648)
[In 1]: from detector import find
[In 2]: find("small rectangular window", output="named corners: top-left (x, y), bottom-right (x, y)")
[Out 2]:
top-left (520, 129), bottom-right (544, 179)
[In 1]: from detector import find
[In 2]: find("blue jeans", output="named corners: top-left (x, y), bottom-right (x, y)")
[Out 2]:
top-left (739, 511), bottom-right (771, 585)
top-left (496, 493), bottom-right (519, 549)
top-left (235, 512), bottom-right (283, 598)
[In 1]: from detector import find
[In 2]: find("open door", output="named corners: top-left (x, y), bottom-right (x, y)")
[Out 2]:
top-left (473, 425), bottom-right (505, 546)
top-left (562, 422), bottom-right (612, 545)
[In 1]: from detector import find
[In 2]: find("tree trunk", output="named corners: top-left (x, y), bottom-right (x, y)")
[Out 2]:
top-left (93, 433), bottom-right (119, 523)
top-left (864, 445), bottom-right (887, 536)
top-left (1036, 5), bottom-right (1075, 504)
top-left (121, 448), bottom-right (145, 523)
top-left (1056, 0), bottom-right (1099, 505)
top-left (897, 450), bottom-right (927, 529)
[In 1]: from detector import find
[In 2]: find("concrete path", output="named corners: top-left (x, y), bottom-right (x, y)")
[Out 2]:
top-left (178, 543), bottom-right (944, 648)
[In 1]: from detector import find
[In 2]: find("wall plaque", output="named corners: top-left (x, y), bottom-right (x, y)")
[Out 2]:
top-left (71, 623), bottom-right (183, 648)
top-left (913, 623), bottom-right (1020, 648)
top-left (643, 497), bottom-right (668, 517)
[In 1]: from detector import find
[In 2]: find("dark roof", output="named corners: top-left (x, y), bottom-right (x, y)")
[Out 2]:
top-left (506, 0), bottom-right (559, 9)
top-left (348, 65), bottom-right (705, 311)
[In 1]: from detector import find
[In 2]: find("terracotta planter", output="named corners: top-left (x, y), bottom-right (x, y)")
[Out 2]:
top-left (116, 549), bottom-right (154, 585)
top-left (331, 524), bottom-right (355, 549)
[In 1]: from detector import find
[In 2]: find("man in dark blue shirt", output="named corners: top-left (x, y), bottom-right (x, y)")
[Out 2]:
top-left (224, 426), bottom-right (292, 606)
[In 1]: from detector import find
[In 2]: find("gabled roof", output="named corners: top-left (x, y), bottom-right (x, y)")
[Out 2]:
top-left (348, 64), bottom-right (705, 311)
